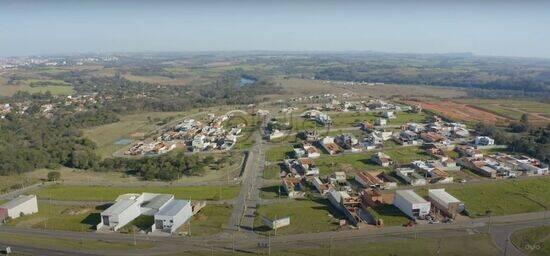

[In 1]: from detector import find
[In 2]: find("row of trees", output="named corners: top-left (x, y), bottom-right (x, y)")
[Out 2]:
top-left (314, 65), bottom-right (550, 94)
top-left (96, 152), bottom-right (221, 181)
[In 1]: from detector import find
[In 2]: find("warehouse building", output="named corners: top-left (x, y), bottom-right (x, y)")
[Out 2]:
top-left (428, 189), bottom-right (464, 219)
top-left (152, 199), bottom-right (193, 234)
top-left (97, 194), bottom-right (144, 231)
top-left (97, 193), bottom-right (193, 233)
top-left (393, 190), bottom-right (431, 219)
top-left (0, 195), bottom-right (38, 221)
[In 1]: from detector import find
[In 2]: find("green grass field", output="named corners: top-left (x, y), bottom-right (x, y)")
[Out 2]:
top-left (263, 164), bottom-right (282, 180)
top-left (0, 174), bottom-right (38, 194)
top-left (187, 204), bottom-right (233, 236)
top-left (314, 147), bottom-right (430, 176)
top-left (330, 112), bottom-right (377, 128)
top-left (34, 184), bottom-right (241, 201)
top-left (388, 112), bottom-right (430, 125)
top-left (368, 204), bottom-right (411, 226)
top-left (0, 232), bottom-right (153, 251)
top-left (21, 85), bottom-right (74, 95)
top-left (254, 199), bottom-right (343, 235)
top-left (7, 203), bottom-right (101, 232)
top-left (266, 144), bottom-right (295, 163)
top-left (384, 146), bottom-right (435, 165)
top-left (272, 234), bottom-right (498, 256)
top-left (173, 234), bottom-right (498, 256)
top-left (314, 153), bottom-right (384, 175)
top-left (511, 226), bottom-right (550, 256)
top-left (446, 177), bottom-right (550, 217)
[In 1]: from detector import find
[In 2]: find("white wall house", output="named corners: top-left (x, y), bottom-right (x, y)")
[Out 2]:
top-left (393, 190), bottom-right (431, 219)
top-left (0, 195), bottom-right (38, 221)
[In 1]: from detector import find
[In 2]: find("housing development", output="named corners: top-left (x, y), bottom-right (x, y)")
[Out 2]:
top-left (1, 2), bottom-right (550, 253)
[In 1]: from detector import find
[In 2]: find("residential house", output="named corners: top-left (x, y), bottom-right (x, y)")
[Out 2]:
top-left (396, 168), bottom-right (427, 186)
top-left (475, 136), bottom-right (495, 146)
top-left (372, 152), bottom-right (392, 167)
top-left (354, 171), bottom-right (397, 189)
top-left (281, 178), bottom-right (305, 199)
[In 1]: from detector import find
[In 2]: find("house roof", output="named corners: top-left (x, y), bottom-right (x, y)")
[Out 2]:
top-left (156, 200), bottom-right (190, 217)
top-left (102, 199), bottom-right (137, 216)
top-left (143, 194), bottom-right (174, 210)
top-left (395, 190), bottom-right (428, 204)
top-left (429, 189), bottom-right (461, 204)
top-left (0, 195), bottom-right (36, 209)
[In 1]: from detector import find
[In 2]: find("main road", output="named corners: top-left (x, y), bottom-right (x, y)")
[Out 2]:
top-left (0, 210), bottom-right (548, 255)
top-left (227, 131), bottom-right (266, 236)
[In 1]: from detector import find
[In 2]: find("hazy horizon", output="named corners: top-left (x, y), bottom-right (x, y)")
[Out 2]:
top-left (1, 0), bottom-right (550, 58)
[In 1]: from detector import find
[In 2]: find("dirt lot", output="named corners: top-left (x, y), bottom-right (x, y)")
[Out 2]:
top-left (405, 99), bottom-right (510, 124)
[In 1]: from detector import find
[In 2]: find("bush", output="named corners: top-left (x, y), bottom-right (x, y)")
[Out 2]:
top-left (47, 171), bottom-right (61, 181)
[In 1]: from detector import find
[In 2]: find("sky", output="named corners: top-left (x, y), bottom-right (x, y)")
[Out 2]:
top-left (1, 0), bottom-right (550, 58)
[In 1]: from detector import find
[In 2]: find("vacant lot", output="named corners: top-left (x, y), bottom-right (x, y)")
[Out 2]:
top-left (368, 204), bottom-right (411, 226)
top-left (34, 184), bottom-right (241, 201)
top-left (186, 204), bottom-right (233, 236)
top-left (266, 144), bottom-right (296, 163)
top-left (0, 84), bottom-right (73, 96)
top-left (511, 226), bottom-right (550, 256)
top-left (270, 234), bottom-right (498, 256)
top-left (0, 232), bottom-right (153, 251)
top-left (7, 202), bottom-right (101, 232)
top-left (0, 175), bottom-right (38, 194)
top-left (446, 177), bottom-right (550, 217)
top-left (24, 167), bottom-right (141, 184)
top-left (314, 147), bottom-right (431, 175)
top-left (254, 199), bottom-right (343, 235)
top-left (456, 99), bottom-right (550, 126)
top-left (405, 99), bottom-right (509, 125)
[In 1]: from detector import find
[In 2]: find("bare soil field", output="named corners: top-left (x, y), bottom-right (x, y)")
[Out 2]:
top-left (405, 99), bottom-right (510, 124)
top-left (456, 99), bottom-right (550, 126)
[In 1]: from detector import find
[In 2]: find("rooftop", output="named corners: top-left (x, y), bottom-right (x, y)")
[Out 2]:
top-left (0, 195), bottom-right (36, 209)
top-left (156, 200), bottom-right (190, 217)
top-left (395, 190), bottom-right (428, 204)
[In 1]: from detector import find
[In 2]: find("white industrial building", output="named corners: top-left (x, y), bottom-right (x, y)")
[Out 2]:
top-left (152, 200), bottom-right (193, 234)
top-left (0, 195), bottom-right (38, 221)
top-left (393, 190), bottom-right (431, 219)
top-left (428, 189), bottom-right (464, 218)
top-left (97, 193), bottom-right (193, 233)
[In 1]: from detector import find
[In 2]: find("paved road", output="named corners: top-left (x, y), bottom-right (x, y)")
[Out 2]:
top-left (1, 210), bottom-right (548, 255)
top-left (0, 242), bottom-right (100, 256)
top-left (227, 131), bottom-right (265, 235)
